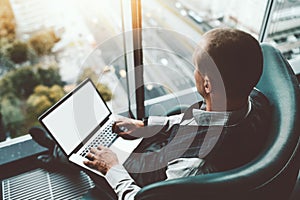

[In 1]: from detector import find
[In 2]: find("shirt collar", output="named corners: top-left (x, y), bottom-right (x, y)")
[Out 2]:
top-left (192, 99), bottom-right (252, 127)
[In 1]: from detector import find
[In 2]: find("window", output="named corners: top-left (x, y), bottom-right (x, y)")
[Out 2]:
top-left (0, 0), bottom-right (288, 143)
top-left (0, 0), bottom-right (129, 141)
top-left (261, 0), bottom-right (300, 73)
top-left (139, 0), bottom-right (269, 117)
top-left (142, 0), bottom-right (268, 38)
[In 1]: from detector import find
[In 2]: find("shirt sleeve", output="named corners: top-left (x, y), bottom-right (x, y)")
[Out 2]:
top-left (105, 165), bottom-right (141, 200)
top-left (166, 158), bottom-right (205, 179)
top-left (105, 158), bottom-right (205, 200)
top-left (148, 114), bottom-right (184, 131)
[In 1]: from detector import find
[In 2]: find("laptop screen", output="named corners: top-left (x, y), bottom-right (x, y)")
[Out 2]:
top-left (39, 79), bottom-right (111, 155)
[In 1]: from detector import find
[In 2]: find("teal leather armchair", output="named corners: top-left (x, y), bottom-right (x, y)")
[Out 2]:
top-left (135, 44), bottom-right (300, 200)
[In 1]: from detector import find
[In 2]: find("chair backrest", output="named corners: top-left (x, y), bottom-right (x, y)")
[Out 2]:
top-left (135, 44), bottom-right (300, 200)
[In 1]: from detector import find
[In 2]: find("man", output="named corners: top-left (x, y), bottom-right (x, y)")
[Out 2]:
top-left (82, 28), bottom-right (271, 200)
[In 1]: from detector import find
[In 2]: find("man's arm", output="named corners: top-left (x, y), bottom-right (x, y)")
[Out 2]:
top-left (106, 158), bottom-right (205, 200)
top-left (105, 165), bottom-right (141, 200)
top-left (84, 146), bottom-right (205, 200)
top-left (84, 145), bottom-right (140, 200)
top-left (113, 114), bottom-right (184, 140)
top-left (147, 114), bottom-right (184, 131)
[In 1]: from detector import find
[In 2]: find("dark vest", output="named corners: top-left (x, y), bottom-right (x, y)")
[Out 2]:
top-left (124, 90), bottom-right (271, 187)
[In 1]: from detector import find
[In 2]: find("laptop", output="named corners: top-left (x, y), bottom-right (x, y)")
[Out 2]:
top-left (38, 78), bottom-right (142, 176)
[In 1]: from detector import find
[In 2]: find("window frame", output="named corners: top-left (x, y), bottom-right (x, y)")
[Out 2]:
top-left (0, 0), bottom-right (283, 155)
top-left (131, 0), bottom-right (145, 119)
top-left (259, 0), bottom-right (275, 42)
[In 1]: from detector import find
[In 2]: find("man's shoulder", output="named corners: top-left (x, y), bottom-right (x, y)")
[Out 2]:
top-left (247, 88), bottom-right (272, 127)
top-left (250, 88), bottom-right (271, 109)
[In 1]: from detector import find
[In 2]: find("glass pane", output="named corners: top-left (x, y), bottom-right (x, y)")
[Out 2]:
top-left (0, 0), bottom-right (127, 141)
top-left (141, 0), bottom-right (268, 114)
top-left (143, 0), bottom-right (268, 38)
top-left (263, 0), bottom-right (300, 70)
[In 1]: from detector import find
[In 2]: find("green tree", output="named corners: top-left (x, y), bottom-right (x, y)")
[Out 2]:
top-left (77, 67), bottom-right (113, 101)
top-left (26, 85), bottom-right (65, 121)
top-left (96, 83), bottom-right (113, 102)
top-left (37, 64), bottom-right (64, 87)
top-left (28, 29), bottom-right (60, 56)
top-left (0, 94), bottom-right (24, 138)
top-left (0, 37), bottom-right (10, 48)
top-left (0, 65), bottom-right (40, 99)
top-left (0, 51), bottom-right (15, 75)
top-left (0, 64), bottom-right (64, 99)
top-left (48, 84), bottom-right (65, 102)
top-left (77, 67), bottom-right (98, 84)
top-left (5, 40), bottom-right (29, 64)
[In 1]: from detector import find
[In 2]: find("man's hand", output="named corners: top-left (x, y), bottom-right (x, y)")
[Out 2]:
top-left (83, 145), bottom-right (119, 175)
top-left (113, 115), bottom-right (144, 140)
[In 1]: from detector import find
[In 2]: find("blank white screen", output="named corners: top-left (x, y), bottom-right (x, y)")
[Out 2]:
top-left (41, 81), bottom-right (110, 155)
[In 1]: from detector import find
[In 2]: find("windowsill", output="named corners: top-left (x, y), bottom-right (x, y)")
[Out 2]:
top-left (0, 88), bottom-right (202, 178)
top-left (144, 87), bottom-right (202, 116)
top-left (0, 134), bottom-right (47, 166)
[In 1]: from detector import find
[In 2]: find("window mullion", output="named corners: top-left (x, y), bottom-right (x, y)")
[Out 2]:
top-left (131, 0), bottom-right (145, 119)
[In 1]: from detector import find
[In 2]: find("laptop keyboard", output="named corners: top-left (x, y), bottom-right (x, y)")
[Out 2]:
top-left (80, 121), bottom-right (117, 158)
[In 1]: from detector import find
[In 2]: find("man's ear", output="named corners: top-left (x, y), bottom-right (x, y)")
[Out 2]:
top-left (204, 76), bottom-right (211, 94)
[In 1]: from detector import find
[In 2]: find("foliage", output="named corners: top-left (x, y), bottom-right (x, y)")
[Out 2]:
top-left (96, 83), bottom-right (113, 102)
top-left (0, 0), bottom-right (16, 41)
top-left (77, 67), bottom-right (113, 101)
top-left (0, 37), bottom-right (10, 48)
top-left (0, 94), bottom-right (24, 138)
top-left (37, 65), bottom-right (64, 87)
top-left (26, 85), bottom-right (65, 120)
top-left (48, 85), bottom-right (65, 102)
top-left (5, 40), bottom-right (29, 64)
top-left (0, 65), bottom-right (40, 99)
top-left (0, 1), bottom-right (65, 139)
top-left (0, 0), bottom-right (18, 76)
top-left (0, 51), bottom-right (15, 75)
top-left (28, 29), bottom-right (60, 56)
top-left (0, 62), bottom-right (64, 138)
top-left (0, 64), bottom-right (64, 99)
top-left (0, 38), bottom-right (37, 71)
top-left (77, 67), bottom-right (98, 83)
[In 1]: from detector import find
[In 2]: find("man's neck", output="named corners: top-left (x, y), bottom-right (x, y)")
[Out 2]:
top-left (205, 96), bottom-right (248, 112)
